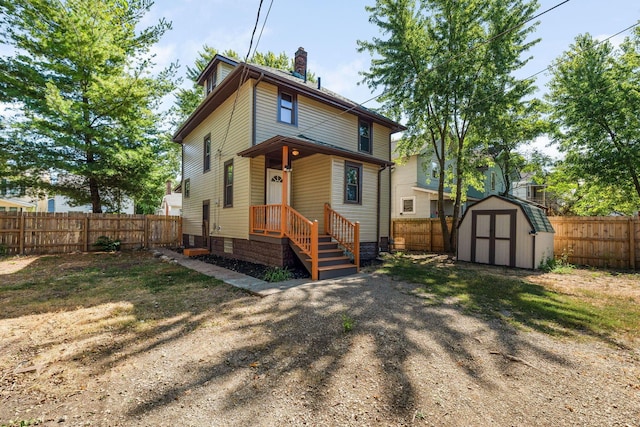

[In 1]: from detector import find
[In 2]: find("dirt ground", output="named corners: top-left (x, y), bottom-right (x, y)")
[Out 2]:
top-left (1, 253), bottom-right (639, 426)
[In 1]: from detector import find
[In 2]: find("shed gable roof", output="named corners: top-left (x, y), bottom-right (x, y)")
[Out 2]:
top-left (460, 195), bottom-right (554, 234)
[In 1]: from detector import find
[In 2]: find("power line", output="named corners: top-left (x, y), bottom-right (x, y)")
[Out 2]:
top-left (296, 0), bottom-right (572, 138)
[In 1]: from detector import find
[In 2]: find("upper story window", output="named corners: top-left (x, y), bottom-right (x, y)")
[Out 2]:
top-left (183, 179), bottom-right (191, 198)
top-left (224, 159), bottom-right (233, 207)
top-left (278, 91), bottom-right (296, 125)
top-left (206, 68), bottom-right (217, 95)
top-left (344, 161), bottom-right (362, 204)
top-left (358, 120), bottom-right (372, 154)
top-left (203, 134), bottom-right (211, 172)
top-left (431, 161), bottom-right (439, 179)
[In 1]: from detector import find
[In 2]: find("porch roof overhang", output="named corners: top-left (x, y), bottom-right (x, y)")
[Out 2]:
top-left (237, 135), bottom-right (394, 168)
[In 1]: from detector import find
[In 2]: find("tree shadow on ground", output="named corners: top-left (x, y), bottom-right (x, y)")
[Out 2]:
top-left (0, 251), bottom-right (606, 425)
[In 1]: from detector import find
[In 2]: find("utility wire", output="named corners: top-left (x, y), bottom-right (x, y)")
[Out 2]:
top-left (296, 0), bottom-right (572, 138)
top-left (468, 20), bottom-right (640, 112)
top-left (219, 0), bottom-right (267, 155)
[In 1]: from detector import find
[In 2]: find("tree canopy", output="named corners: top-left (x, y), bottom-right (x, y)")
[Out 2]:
top-left (0, 0), bottom-right (178, 213)
top-left (358, 0), bottom-right (540, 251)
top-left (546, 29), bottom-right (640, 215)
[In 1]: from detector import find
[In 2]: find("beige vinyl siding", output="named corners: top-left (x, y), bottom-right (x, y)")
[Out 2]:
top-left (291, 154), bottom-right (331, 230)
top-left (254, 82), bottom-right (354, 149)
top-left (329, 157), bottom-right (379, 242)
top-left (372, 123), bottom-right (392, 161)
top-left (250, 156), bottom-right (266, 205)
top-left (379, 167), bottom-right (390, 239)
top-left (219, 62), bottom-right (235, 83)
top-left (181, 80), bottom-right (253, 239)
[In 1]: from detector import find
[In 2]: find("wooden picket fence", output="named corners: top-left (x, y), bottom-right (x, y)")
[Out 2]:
top-left (391, 218), bottom-right (454, 253)
top-left (549, 216), bottom-right (638, 270)
top-left (391, 216), bottom-right (639, 270)
top-left (0, 212), bottom-right (182, 255)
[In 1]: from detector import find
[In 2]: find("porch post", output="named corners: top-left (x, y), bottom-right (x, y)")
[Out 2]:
top-left (281, 145), bottom-right (289, 237)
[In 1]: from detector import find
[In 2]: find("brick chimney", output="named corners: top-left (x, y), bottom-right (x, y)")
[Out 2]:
top-left (294, 47), bottom-right (307, 81)
top-left (165, 180), bottom-right (172, 195)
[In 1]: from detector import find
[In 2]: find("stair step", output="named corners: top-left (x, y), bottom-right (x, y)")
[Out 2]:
top-left (317, 263), bottom-right (358, 280)
top-left (318, 249), bottom-right (344, 258)
top-left (307, 256), bottom-right (352, 267)
top-left (183, 248), bottom-right (209, 257)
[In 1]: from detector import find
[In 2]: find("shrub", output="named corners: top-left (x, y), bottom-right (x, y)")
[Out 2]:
top-left (262, 266), bottom-right (293, 282)
top-left (93, 235), bottom-right (121, 252)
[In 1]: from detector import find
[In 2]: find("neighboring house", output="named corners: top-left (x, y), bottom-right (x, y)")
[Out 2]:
top-left (46, 194), bottom-right (135, 214)
top-left (391, 147), bottom-right (506, 219)
top-left (511, 173), bottom-right (547, 207)
top-left (156, 181), bottom-right (182, 216)
top-left (173, 47), bottom-right (405, 279)
top-left (0, 178), bottom-right (47, 212)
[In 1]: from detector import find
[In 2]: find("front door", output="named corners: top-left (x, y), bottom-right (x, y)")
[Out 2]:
top-left (266, 168), bottom-right (290, 205)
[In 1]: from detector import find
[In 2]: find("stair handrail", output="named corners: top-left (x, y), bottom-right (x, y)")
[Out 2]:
top-left (284, 205), bottom-right (318, 280)
top-left (324, 203), bottom-right (360, 270)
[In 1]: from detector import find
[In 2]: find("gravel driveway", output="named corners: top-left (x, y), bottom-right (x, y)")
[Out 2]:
top-left (1, 254), bottom-right (639, 426)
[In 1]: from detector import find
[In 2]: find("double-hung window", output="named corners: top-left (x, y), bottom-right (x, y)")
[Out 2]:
top-left (358, 120), bottom-right (372, 153)
top-left (278, 91), bottom-right (296, 125)
top-left (344, 162), bottom-right (362, 204)
top-left (203, 134), bottom-right (211, 172)
top-left (224, 159), bottom-right (233, 207)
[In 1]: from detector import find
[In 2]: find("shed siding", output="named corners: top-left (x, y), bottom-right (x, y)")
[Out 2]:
top-left (458, 196), bottom-right (554, 269)
top-left (182, 80), bottom-right (253, 238)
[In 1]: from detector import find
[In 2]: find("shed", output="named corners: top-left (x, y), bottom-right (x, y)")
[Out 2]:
top-left (457, 195), bottom-right (555, 269)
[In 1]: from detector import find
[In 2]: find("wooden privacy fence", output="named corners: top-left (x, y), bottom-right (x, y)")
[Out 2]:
top-left (549, 216), bottom-right (638, 270)
top-left (0, 212), bottom-right (182, 255)
top-left (391, 216), bottom-right (639, 270)
top-left (391, 218), bottom-right (454, 253)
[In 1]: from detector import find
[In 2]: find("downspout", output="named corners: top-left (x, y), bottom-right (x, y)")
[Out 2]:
top-left (252, 72), bottom-right (265, 146)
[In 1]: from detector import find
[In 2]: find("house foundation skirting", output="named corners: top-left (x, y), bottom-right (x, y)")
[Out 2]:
top-left (183, 233), bottom-right (381, 267)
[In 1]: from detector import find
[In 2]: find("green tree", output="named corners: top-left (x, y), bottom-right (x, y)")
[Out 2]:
top-left (358, 0), bottom-right (539, 251)
top-left (547, 30), bottom-right (640, 214)
top-left (0, 0), bottom-right (177, 213)
top-left (483, 97), bottom-right (549, 196)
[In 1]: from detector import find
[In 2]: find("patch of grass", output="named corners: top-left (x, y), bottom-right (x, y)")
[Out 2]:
top-left (0, 251), bottom-right (225, 320)
top-left (379, 253), bottom-right (640, 345)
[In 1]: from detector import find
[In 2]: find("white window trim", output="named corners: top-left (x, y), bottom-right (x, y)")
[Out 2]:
top-left (400, 196), bottom-right (416, 215)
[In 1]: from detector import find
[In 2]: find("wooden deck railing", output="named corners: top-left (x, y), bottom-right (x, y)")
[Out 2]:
top-left (285, 205), bottom-right (318, 280)
top-left (249, 204), bottom-right (319, 280)
top-left (324, 203), bottom-right (360, 270)
top-left (249, 204), bottom-right (283, 236)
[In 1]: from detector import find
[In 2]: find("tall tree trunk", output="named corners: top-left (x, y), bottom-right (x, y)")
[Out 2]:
top-left (90, 176), bottom-right (102, 213)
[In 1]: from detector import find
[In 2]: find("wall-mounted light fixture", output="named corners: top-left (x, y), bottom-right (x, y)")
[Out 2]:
top-left (291, 149), bottom-right (300, 156)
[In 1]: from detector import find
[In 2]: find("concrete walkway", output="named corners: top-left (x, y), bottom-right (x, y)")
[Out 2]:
top-left (152, 247), bottom-right (331, 296)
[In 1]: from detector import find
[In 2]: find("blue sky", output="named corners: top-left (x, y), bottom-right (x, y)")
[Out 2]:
top-left (148, 0), bottom-right (640, 110)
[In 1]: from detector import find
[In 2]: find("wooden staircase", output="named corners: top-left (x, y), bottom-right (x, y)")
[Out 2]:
top-left (290, 235), bottom-right (358, 280)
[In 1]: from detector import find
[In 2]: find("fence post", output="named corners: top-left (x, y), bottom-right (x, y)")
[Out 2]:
top-left (144, 216), bottom-right (149, 248)
top-left (19, 213), bottom-right (25, 255)
top-left (427, 219), bottom-right (432, 252)
top-left (630, 218), bottom-right (636, 270)
top-left (84, 216), bottom-right (89, 252)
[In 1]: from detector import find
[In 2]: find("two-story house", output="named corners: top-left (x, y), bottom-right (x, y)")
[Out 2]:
top-left (173, 48), bottom-right (405, 279)
top-left (391, 147), bottom-right (507, 219)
